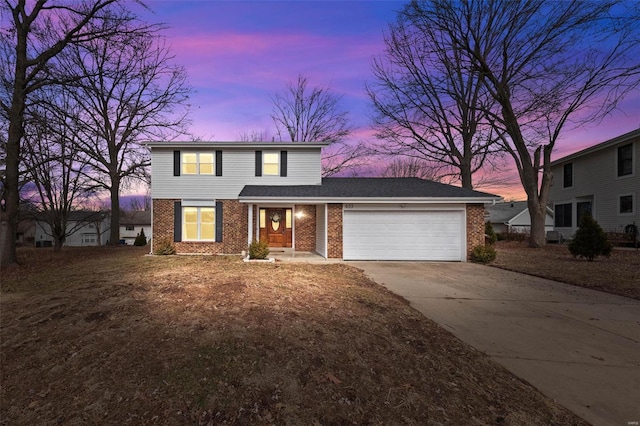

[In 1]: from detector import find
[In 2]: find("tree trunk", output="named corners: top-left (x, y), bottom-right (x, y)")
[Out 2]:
top-left (54, 238), bottom-right (64, 252)
top-left (527, 199), bottom-right (547, 248)
top-left (108, 180), bottom-right (120, 245)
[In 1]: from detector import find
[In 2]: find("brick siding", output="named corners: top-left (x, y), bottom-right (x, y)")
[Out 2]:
top-left (152, 199), bottom-right (248, 255)
top-left (327, 203), bottom-right (343, 258)
top-left (294, 205), bottom-right (316, 251)
top-left (466, 203), bottom-right (486, 260)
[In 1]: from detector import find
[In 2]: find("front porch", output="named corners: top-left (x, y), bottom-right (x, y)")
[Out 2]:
top-left (245, 203), bottom-right (341, 259)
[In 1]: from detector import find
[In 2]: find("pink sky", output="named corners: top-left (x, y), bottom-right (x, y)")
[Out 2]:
top-left (137, 1), bottom-right (640, 201)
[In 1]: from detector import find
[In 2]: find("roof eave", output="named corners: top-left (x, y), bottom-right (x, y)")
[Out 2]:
top-left (144, 141), bottom-right (330, 149)
top-left (238, 196), bottom-right (501, 204)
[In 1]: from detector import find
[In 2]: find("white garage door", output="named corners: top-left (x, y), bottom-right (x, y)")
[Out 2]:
top-left (343, 210), bottom-right (464, 261)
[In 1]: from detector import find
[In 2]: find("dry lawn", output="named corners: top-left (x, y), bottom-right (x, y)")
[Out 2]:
top-left (493, 241), bottom-right (640, 300)
top-left (1, 246), bottom-right (585, 425)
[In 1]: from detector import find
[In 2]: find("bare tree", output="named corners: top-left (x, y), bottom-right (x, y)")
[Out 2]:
top-left (238, 129), bottom-right (268, 142)
top-left (270, 74), bottom-right (367, 176)
top-left (368, 11), bottom-right (501, 189)
top-left (381, 157), bottom-right (441, 181)
top-left (0, 0), bottom-right (136, 266)
top-left (404, 0), bottom-right (640, 247)
top-left (22, 88), bottom-right (94, 251)
top-left (64, 20), bottom-right (190, 245)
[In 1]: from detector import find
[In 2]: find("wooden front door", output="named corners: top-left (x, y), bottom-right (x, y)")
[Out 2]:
top-left (263, 208), bottom-right (292, 248)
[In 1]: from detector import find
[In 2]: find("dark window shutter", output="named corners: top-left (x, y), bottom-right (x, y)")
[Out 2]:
top-left (215, 150), bottom-right (223, 176)
top-left (174, 201), bottom-right (182, 242)
top-left (255, 151), bottom-right (262, 176)
top-left (215, 201), bottom-right (223, 242)
top-left (280, 151), bottom-right (287, 177)
top-left (173, 151), bottom-right (180, 176)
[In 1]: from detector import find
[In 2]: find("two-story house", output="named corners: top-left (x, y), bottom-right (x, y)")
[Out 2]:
top-left (549, 129), bottom-right (639, 239)
top-left (120, 210), bottom-right (152, 245)
top-left (147, 141), bottom-right (499, 261)
top-left (35, 210), bottom-right (110, 247)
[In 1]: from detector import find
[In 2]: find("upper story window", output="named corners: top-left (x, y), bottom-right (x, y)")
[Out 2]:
top-left (617, 143), bottom-right (633, 177)
top-left (255, 150), bottom-right (287, 177)
top-left (125, 225), bottom-right (135, 231)
top-left (263, 152), bottom-right (280, 175)
top-left (182, 152), bottom-right (214, 175)
top-left (563, 163), bottom-right (573, 188)
top-left (554, 203), bottom-right (572, 228)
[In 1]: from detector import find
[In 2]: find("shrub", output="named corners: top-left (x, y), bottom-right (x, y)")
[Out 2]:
top-left (248, 239), bottom-right (270, 260)
top-left (485, 221), bottom-right (497, 245)
top-left (134, 228), bottom-right (147, 246)
top-left (470, 245), bottom-right (497, 264)
top-left (568, 214), bottom-right (612, 261)
top-left (497, 231), bottom-right (528, 242)
top-left (153, 237), bottom-right (176, 255)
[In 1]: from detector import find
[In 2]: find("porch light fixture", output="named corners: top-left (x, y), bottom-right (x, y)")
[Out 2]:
top-left (295, 211), bottom-right (304, 219)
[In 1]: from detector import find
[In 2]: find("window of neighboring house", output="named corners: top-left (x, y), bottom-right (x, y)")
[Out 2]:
top-left (576, 201), bottom-right (592, 225)
top-left (182, 152), bottom-right (214, 175)
top-left (619, 195), bottom-right (634, 214)
top-left (617, 143), bottom-right (633, 177)
top-left (263, 152), bottom-right (279, 175)
top-left (125, 225), bottom-right (135, 231)
top-left (554, 203), bottom-right (572, 227)
top-left (563, 163), bottom-right (573, 188)
top-left (183, 206), bottom-right (215, 241)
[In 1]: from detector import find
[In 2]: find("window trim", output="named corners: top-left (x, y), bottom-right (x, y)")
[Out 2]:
top-left (554, 202), bottom-right (572, 228)
top-left (182, 206), bottom-right (216, 241)
top-left (563, 162), bottom-right (573, 188)
top-left (262, 151), bottom-right (280, 176)
top-left (181, 152), bottom-right (215, 176)
top-left (618, 194), bottom-right (635, 215)
top-left (616, 143), bottom-right (635, 178)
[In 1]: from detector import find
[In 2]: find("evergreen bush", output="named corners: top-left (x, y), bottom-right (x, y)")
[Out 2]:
top-left (485, 221), bottom-right (497, 245)
top-left (470, 245), bottom-right (497, 264)
top-left (568, 214), bottom-right (612, 261)
top-left (248, 239), bottom-right (270, 259)
top-left (134, 228), bottom-right (147, 246)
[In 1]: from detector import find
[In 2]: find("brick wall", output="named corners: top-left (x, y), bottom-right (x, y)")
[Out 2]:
top-left (294, 204), bottom-right (316, 251)
top-left (466, 203), bottom-right (486, 260)
top-left (152, 199), bottom-right (248, 255)
top-left (327, 203), bottom-right (343, 258)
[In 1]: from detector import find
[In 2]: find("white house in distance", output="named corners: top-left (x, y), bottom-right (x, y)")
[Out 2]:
top-left (119, 210), bottom-right (151, 245)
top-left (486, 201), bottom-right (554, 234)
top-left (548, 128), bottom-right (639, 239)
top-left (35, 211), bottom-right (110, 247)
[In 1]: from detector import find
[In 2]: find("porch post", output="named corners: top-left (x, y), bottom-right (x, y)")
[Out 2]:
top-left (247, 203), bottom-right (253, 245)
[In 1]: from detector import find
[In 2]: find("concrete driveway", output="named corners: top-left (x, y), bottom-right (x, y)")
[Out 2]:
top-left (349, 262), bottom-right (640, 426)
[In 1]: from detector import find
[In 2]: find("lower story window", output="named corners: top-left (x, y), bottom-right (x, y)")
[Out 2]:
top-left (620, 195), bottom-right (634, 214)
top-left (183, 206), bottom-right (215, 240)
top-left (554, 203), bottom-right (572, 227)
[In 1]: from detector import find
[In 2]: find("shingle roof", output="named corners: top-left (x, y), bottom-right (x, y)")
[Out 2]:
top-left (486, 201), bottom-right (528, 223)
top-left (120, 210), bottom-right (151, 225)
top-left (239, 177), bottom-right (498, 199)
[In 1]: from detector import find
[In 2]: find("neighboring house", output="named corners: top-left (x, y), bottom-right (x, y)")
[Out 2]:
top-left (548, 128), bottom-right (639, 239)
top-left (35, 211), bottom-right (110, 247)
top-left (120, 210), bottom-right (152, 245)
top-left (147, 141), bottom-right (500, 261)
top-left (486, 201), bottom-right (554, 234)
top-left (16, 218), bottom-right (36, 246)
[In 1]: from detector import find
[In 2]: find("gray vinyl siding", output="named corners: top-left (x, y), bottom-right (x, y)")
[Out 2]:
top-left (315, 204), bottom-right (327, 257)
top-left (151, 147), bottom-right (322, 199)
top-left (549, 138), bottom-right (639, 237)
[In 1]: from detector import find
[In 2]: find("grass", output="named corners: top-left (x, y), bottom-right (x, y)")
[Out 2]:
top-left (493, 241), bottom-right (640, 299)
top-left (1, 246), bottom-right (585, 425)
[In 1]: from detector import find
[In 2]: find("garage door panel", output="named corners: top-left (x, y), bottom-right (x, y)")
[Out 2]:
top-left (343, 210), bottom-right (464, 261)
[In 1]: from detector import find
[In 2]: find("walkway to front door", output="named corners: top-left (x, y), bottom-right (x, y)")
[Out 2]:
top-left (260, 208), bottom-right (292, 248)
